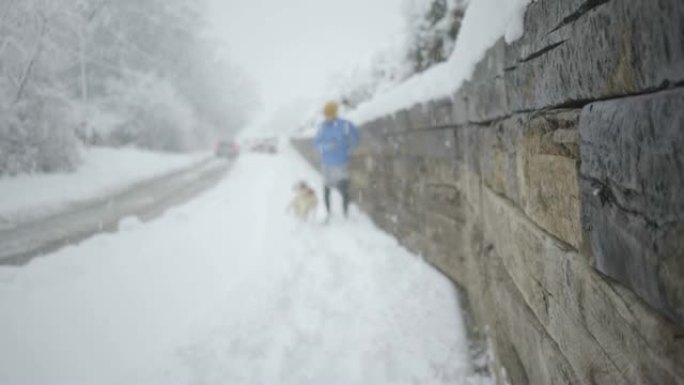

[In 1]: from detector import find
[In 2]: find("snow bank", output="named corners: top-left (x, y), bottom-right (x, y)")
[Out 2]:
top-left (0, 146), bottom-right (493, 385)
top-left (0, 147), bottom-right (209, 229)
top-left (349, 0), bottom-right (530, 124)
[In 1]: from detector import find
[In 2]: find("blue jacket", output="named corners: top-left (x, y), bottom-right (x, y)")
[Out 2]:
top-left (314, 118), bottom-right (360, 167)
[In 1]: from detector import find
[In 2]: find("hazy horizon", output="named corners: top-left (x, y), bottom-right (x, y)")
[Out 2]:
top-left (205, 0), bottom-right (407, 116)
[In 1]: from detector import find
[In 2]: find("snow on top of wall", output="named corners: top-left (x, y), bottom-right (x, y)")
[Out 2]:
top-left (349, 0), bottom-right (530, 125)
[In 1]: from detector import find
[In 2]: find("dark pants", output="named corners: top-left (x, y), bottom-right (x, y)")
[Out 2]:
top-left (324, 179), bottom-right (350, 216)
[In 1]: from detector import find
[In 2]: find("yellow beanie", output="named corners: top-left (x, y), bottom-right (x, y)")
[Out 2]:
top-left (323, 101), bottom-right (338, 119)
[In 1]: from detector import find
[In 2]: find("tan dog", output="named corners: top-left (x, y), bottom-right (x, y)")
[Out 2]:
top-left (288, 181), bottom-right (318, 221)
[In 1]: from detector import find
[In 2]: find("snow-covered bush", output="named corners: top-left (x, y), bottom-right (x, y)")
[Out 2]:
top-left (0, 101), bottom-right (80, 176)
top-left (405, 0), bottom-right (467, 73)
top-left (325, 0), bottom-right (467, 111)
top-left (97, 74), bottom-right (208, 152)
top-left (328, 46), bottom-right (414, 110)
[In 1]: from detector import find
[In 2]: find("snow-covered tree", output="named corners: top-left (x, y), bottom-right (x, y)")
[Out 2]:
top-left (175, 43), bottom-right (261, 140)
top-left (0, 0), bottom-right (258, 176)
top-left (0, 0), bottom-right (84, 175)
top-left (324, 0), bottom-right (467, 112)
top-left (93, 73), bottom-right (205, 152)
top-left (405, 0), bottom-right (466, 73)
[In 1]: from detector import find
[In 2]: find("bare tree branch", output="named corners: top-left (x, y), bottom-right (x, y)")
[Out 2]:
top-left (14, 12), bottom-right (48, 104)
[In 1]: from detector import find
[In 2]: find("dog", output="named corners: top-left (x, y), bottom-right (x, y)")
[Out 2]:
top-left (287, 180), bottom-right (318, 221)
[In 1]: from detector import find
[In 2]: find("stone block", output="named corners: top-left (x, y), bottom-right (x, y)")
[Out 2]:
top-left (454, 125), bottom-right (482, 174)
top-left (407, 103), bottom-right (433, 130)
top-left (467, 76), bottom-right (509, 123)
top-left (580, 88), bottom-right (684, 325)
top-left (480, 249), bottom-right (582, 385)
top-left (382, 115), bottom-right (396, 134)
top-left (429, 97), bottom-right (455, 127)
top-left (393, 108), bottom-right (411, 133)
top-left (471, 39), bottom-right (507, 82)
top-left (381, 134), bottom-right (398, 157)
top-left (451, 88), bottom-right (470, 126)
top-left (360, 118), bottom-right (382, 137)
top-left (479, 118), bottom-right (524, 204)
top-left (425, 128), bottom-right (457, 159)
top-left (424, 157), bottom-right (461, 186)
top-left (465, 39), bottom-right (511, 123)
top-left (422, 183), bottom-right (466, 222)
top-left (505, 0), bottom-right (594, 70)
top-left (390, 154), bottom-right (421, 180)
top-left (394, 131), bottom-right (423, 158)
top-left (482, 187), bottom-right (684, 384)
top-left (466, 112), bottom-right (582, 248)
top-left (506, 0), bottom-right (684, 111)
top-left (552, 129), bottom-right (579, 146)
top-left (399, 230), bottom-right (431, 258)
top-left (422, 176), bottom-right (483, 291)
top-left (520, 110), bottom-right (582, 249)
top-left (399, 128), bottom-right (456, 159)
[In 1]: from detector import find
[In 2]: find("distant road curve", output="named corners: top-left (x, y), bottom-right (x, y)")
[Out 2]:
top-left (0, 158), bottom-right (230, 266)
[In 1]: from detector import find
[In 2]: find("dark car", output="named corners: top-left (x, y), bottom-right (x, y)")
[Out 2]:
top-left (215, 140), bottom-right (240, 159)
top-left (250, 138), bottom-right (277, 154)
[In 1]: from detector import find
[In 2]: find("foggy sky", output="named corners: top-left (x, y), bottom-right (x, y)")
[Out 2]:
top-left (206, 0), bottom-right (405, 114)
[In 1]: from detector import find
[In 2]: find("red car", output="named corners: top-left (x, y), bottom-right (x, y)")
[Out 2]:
top-left (215, 140), bottom-right (240, 159)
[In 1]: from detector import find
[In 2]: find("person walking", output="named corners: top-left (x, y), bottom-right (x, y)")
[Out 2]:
top-left (314, 101), bottom-right (360, 219)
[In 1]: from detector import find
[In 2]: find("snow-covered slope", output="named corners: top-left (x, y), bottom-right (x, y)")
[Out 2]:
top-left (0, 147), bottom-right (209, 229)
top-left (0, 146), bottom-right (492, 385)
top-left (350, 0), bottom-right (529, 124)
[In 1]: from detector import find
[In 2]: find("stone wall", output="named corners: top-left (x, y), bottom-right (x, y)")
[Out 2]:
top-left (293, 0), bottom-right (684, 383)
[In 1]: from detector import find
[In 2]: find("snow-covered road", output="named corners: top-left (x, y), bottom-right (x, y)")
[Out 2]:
top-left (0, 148), bottom-right (210, 230)
top-left (0, 147), bottom-right (491, 385)
top-left (0, 159), bottom-right (229, 266)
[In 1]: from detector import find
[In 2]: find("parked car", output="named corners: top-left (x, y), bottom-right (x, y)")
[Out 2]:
top-left (250, 138), bottom-right (277, 154)
top-left (215, 140), bottom-right (240, 159)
